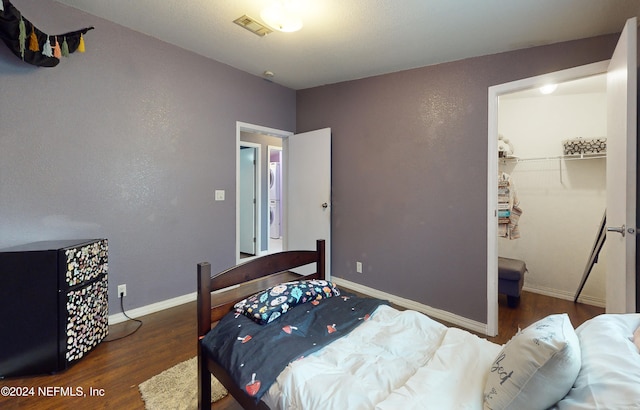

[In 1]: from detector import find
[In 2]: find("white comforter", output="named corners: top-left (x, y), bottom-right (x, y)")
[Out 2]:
top-left (263, 305), bottom-right (501, 409)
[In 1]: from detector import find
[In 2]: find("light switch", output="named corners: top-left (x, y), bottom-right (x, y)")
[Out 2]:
top-left (215, 190), bottom-right (225, 201)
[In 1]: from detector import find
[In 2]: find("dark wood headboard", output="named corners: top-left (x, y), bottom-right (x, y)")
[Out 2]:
top-left (196, 239), bottom-right (325, 409)
top-left (197, 239), bottom-right (326, 340)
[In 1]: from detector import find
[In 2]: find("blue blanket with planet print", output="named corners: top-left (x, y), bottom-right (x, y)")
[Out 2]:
top-left (201, 291), bottom-right (387, 402)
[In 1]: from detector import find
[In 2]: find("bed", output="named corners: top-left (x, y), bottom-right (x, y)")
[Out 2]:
top-left (197, 240), bottom-right (640, 409)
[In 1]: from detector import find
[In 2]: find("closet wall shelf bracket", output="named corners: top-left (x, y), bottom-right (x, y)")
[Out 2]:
top-left (500, 153), bottom-right (605, 185)
top-left (562, 153), bottom-right (607, 160)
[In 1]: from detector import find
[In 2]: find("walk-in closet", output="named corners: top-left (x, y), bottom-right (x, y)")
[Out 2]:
top-left (497, 74), bottom-right (607, 307)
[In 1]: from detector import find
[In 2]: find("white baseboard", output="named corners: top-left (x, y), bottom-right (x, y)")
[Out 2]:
top-left (522, 284), bottom-right (605, 308)
top-left (333, 279), bottom-right (605, 336)
top-left (108, 292), bottom-right (197, 325)
top-left (107, 281), bottom-right (604, 329)
top-left (332, 277), bottom-right (490, 335)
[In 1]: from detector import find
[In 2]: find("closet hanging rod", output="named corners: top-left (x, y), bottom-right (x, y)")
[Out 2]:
top-left (501, 153), bottom-right (606, 164)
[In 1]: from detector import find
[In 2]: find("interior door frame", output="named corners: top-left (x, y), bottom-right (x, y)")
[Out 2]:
top-left (486, 61), bottom-right (610, 336)
top-left (239, 142), bottom-right (260, 255)
top-left (236, 122), bottom-right (293, 264)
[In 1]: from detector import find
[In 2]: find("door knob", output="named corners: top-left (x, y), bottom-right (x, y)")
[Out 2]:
top-left (322, 202), bottom-right (328, 209)
top-left (607, 224), bottom-right (626, 237)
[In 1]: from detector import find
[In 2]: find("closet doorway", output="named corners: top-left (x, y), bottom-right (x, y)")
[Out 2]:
top-left (497, 74), bottom-right (607, 304)
top-left (487, 17), bottom-right (638, 334)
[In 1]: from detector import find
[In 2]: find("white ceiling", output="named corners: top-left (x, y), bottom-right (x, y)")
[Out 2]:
top-left (53, 0), bottom-right (640, 90)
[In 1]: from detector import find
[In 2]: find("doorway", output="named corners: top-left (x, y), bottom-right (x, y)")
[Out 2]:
top-left (487, 61), bottom-right (611, 336)
top-left (236, 123), bottom-right (333, 276)
top-left (236, 122), bottom-right (292, 263)
top-left (497, 74), bottom-right (607, 301)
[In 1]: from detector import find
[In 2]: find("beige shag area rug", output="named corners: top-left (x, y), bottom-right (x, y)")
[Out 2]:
top-left (139, 357), bottom-right (227, 410)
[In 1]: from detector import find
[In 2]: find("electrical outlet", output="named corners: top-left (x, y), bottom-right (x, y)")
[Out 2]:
top-left (356, 261), bottom-right (363, 273)
top-left (118, 284), bottom-right (127, 298)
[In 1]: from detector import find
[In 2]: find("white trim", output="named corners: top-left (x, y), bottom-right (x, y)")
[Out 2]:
top-left (522, 285), bottom-right (606, 308)
top-left (487, 89), bottom-right (499, 337)
top-left (333, 277), bottom-right (490, 336)
top-left (108, 276), bottom-right (515, 335)
top-left (237, 121), bottom-right (294, 138)
top-left (487, 60), bottom-right (609, 338)
top-left (488, 61), bottom-right (609, 96)
top-left (108, 292), bottom-right (196, 325)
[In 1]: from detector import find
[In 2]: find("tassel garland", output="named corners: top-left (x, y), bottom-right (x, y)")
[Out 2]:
top-left (42, 36), bottom-right (53, 57)
top-left (0, 1), bottom-right (94, 67)
top-left (77, 33), bottom-right (85, 53)
top-left (53, 36), bottom-right (61, 59)
top-left (18, 16), bottom-right (26, 58)
top-left (28, 25), bottom-right (39, 51)
top-left (61, 36), bottom-right (69, 57)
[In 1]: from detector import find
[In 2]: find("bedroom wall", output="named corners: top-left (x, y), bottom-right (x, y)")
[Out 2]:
top-left (296, 34), bottom-right (620, 323)
top-left (0, 0), bottom-right (295, 312)
top-left (498, 90), bottom-right (607, 306)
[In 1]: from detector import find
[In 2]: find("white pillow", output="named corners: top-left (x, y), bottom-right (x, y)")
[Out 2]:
top-left (483, 313), bottom-right (581, 410)
top-left (555, 314), bottom-right (640, 409)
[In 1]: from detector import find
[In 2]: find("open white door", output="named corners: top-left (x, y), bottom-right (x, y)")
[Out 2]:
top-left (284, 128), bottom-right (331, 277)
top-left (606, 17), bottom-right (637, 313)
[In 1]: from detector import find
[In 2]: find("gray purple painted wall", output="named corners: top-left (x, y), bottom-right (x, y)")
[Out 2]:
top-left (296, 34), bottom-right (621, 323)
top-left (0, 0), bottom-right (295, 312)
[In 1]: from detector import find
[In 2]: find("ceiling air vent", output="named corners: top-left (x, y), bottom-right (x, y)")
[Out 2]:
top-left (234, 15), bottom-right (273, 37)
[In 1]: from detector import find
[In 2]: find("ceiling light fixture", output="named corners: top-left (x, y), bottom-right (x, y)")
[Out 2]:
top-left (260, 1), bottom-right (303, 33)
top-left (539, 84), bottom-right (558, 95)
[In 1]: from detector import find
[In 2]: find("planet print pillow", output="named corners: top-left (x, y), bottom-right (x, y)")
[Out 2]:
top-left (233, 279), bottom-right (340, 325)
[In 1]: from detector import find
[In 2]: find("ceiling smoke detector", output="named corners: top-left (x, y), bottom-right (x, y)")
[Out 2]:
top-left (233, 15), bottom-right (273, 37)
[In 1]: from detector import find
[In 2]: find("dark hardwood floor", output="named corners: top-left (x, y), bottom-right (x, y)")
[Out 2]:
top-left (0, 291), bottom-right (603, 410)
top-left (488, 292), bottom-right (602, 345)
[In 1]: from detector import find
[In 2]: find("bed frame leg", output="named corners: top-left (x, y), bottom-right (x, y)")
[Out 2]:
top-left (197, 262), bottom-right (212, 409)
top-left (198, 354), bottom-right (211, 409)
